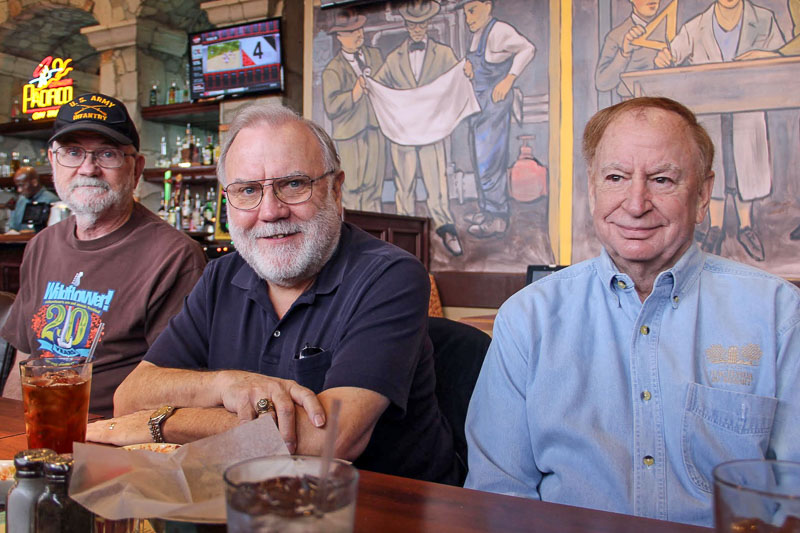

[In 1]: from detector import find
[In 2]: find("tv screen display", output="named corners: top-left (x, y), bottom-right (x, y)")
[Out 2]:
top-left (188, 18), bottom-right (283, 101)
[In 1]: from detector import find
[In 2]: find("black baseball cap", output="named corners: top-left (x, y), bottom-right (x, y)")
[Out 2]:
top-left (49, 93), bottom-right (140, 150)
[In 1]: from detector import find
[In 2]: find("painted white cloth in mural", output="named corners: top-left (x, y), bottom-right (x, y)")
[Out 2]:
top-left (365, 59), bottom-right (479, 146)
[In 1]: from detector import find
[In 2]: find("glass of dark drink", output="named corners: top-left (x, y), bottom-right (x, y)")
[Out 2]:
top-left (20, 357), bottom-right (92, 454)
top-left (224, 455), bottom-right (359, 533)
top-left (714, 459), bottom-right (800, 532)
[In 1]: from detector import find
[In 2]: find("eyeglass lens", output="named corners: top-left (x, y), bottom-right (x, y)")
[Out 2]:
top-left (226, 176), bottom-right (315, 209)
top-left (56, 147), bottom-right (127, 169)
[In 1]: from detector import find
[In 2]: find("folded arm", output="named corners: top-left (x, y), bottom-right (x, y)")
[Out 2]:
top-left (110, 361), bottom-right (388, 460)
top-left (113, 360), bottom-right (326, 452)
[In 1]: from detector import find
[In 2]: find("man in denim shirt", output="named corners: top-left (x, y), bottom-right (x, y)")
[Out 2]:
top-left (465, 97), bottom-right (800, 526)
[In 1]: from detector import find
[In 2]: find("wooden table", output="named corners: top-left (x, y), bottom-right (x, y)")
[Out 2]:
top-left (0, 398), bottom-right (711, 531)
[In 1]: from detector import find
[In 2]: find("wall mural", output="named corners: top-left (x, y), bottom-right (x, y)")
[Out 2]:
top-left (310, 0), bottom-right (800, 279)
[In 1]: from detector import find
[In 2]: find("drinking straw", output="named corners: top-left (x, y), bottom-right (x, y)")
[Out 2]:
top-left (317, 398), bottom-right (341, 516)
top-left (86, 322), bottom-right (104, 362)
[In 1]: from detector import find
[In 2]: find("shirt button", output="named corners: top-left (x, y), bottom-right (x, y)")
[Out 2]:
top-left (643, 456), bottom-right (655, 467)
top-left (273, 330), bottom-right (281, 338)
top-left (640, 325), bottom-right (650, 335)
top-left (616, 280), bottom-right (627, 289)
top-left (641, 390), bottom-right (651, 401)
top-left (673, 296), bottom-right (680, 304)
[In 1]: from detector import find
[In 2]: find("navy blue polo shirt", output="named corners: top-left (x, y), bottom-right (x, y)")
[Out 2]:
top-left (146, 222), bottom-right (457, 483)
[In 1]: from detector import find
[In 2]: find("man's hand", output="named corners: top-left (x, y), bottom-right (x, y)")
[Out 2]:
top-left (213, 371), bottom-right (326, 454)
top-left (352, 76), bottom-right (366, 102)
top-left (622, 25), bottom-right (647, 58)
top-left (87, 410), bottom-right (152, 446)
top-left (654, 47), bottom-right (674, 68)
top-left (735, 50), bottom-right (781, 61)
top-left (464, 59), bottom-right (474, 79)
top-left (492, 74), bottom-right (516, 103)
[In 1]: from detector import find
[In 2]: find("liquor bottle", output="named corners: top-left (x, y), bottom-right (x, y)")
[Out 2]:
top-left (10, 152), bottom-right (21, 173)
top-left (158, 136), bottom-right (169, 168)
top-left (203, 188), bottom-right (216, 233)
top-left (180, 124), bottom-right (193, 165)
top-left (191, 135), bottom-right (201, 165)
top-left (182, 188), bottom-right (192, 230)
top-left (170, 135), bottom-right (181, 167)
top-left (149, 83), bottom-right (159, 106)
top-left (213, 135), bottom-right (221, 164)
top-left (168, 82), bottom-right (177, 105)
top-left (202, 136), bottom-right (213, 166)
top-left (181, 81), bottom-right (189, 104)
top-left (192, 193), bottom-right (203, 231)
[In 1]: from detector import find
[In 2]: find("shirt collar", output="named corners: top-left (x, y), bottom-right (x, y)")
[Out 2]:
top-left (598, 243), bottom-right (705, 304)
top-left (631, 12), bottom-right (648, 27)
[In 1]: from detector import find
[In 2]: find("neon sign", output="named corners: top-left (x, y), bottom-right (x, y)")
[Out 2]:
top-left (22, 56), bottom-right (75, 121)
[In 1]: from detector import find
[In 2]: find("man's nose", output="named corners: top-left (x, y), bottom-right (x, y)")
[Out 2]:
top-left (624, 178), bottom-right (652, 215)
top-left (77, 151), bottom-right (99, 172)
top-left (256, 184), bottom-right (290, 221)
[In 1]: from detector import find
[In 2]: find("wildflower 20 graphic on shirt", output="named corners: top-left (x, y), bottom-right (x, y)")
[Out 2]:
top-left (32, 272), bottom-right (112, 358)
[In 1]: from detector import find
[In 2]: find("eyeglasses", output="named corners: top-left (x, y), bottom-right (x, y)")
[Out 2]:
top-left (224, 171), bottom-right (334, 210)
top-left (54, 146), bottom-right (135, 169)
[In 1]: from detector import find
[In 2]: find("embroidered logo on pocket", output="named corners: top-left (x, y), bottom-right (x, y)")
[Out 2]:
top-left (705, 344), bottom-right (761, 386)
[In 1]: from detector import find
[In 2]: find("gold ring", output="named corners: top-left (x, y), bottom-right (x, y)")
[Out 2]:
top-left (256, 398), bottom-right (275, 415)
top-left (108, 422), bottom-right (116, 430)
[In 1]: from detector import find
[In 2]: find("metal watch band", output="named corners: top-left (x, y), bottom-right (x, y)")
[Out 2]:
top-left (148, 406), bottom-right (175, 443)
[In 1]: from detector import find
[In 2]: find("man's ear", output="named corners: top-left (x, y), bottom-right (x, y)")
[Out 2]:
top-left (133, 153), bottom-right (146, 188)
top-left (587, 170), bottom-right (597, 216)
top-left (332, 170), bottom-right (345, 217)
top-left (695, 170), bottom-right (714, 224)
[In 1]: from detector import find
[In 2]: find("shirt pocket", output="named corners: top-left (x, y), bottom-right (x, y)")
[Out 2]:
top-left (681, 382), bottom-right (777, 493)
top-left (288, 350), bottom-right (332, 393)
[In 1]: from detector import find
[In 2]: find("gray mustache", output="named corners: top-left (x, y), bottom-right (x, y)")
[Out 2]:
top-left (70, 177), bottom-right (110, 191)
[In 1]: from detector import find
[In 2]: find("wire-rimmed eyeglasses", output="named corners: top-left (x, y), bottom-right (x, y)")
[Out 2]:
top-left (223, 171), bottom-right (334, 210)
top-left (54, 146), bottom-right (135, 169)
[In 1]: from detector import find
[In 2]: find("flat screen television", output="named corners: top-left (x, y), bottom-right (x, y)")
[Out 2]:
top-left (188, 18), bottom-right (283, 101)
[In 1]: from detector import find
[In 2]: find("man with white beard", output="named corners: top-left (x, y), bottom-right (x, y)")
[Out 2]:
top-left (90, 103), bottom-right (459, 485)
top-left (1, 93), bottom-right (206, 418)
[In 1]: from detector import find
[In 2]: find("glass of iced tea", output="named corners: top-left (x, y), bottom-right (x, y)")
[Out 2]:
top-left (714, 459), bottom-right (800, 532)
top-left (20, 357), bottom-right (92, 454)
top-left (224, 455), bottom-right (359, 533)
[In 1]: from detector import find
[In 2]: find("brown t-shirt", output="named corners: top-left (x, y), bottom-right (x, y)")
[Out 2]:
top-left (2, 202), bottom-right (206, 417)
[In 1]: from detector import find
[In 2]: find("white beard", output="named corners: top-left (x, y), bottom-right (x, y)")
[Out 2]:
top-left (229, 194), bottom-right (342, 287)
top-left (56, 176), bottom-right (131, 225)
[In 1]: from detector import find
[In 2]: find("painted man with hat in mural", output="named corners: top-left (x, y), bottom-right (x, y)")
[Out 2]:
top-left (322, 9), bottom-right (386, 213)
top-left (461, 0), bottom-right (535, 238)
top-left (373, 0), bottom-right (463, 256)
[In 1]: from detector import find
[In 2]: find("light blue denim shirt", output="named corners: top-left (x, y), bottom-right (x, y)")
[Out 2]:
top-left (465, 244), bottom-right (800, 527)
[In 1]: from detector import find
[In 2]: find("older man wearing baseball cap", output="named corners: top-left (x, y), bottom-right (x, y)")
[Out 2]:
top-left (1, 93), bottom-right (206, 418)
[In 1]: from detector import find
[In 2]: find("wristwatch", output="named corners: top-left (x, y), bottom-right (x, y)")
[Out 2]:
top-left (148, 406), bottom-right (176, 443)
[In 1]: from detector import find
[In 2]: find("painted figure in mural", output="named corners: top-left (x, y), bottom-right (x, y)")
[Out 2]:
top-left (595, 0), bottom-right (664, 103)
top-left (734, 0), bottom-right (800, 240)
top-left (461, 0), bottom-right (535, 238)
top-left (372, 1), bottom-right (463, 256)
top-left (321, 9), bottom-right (386, 212)
top-left (654, 0), bottom-right (785, 261)
top-left (464, 97), bottom-right (800, 528)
